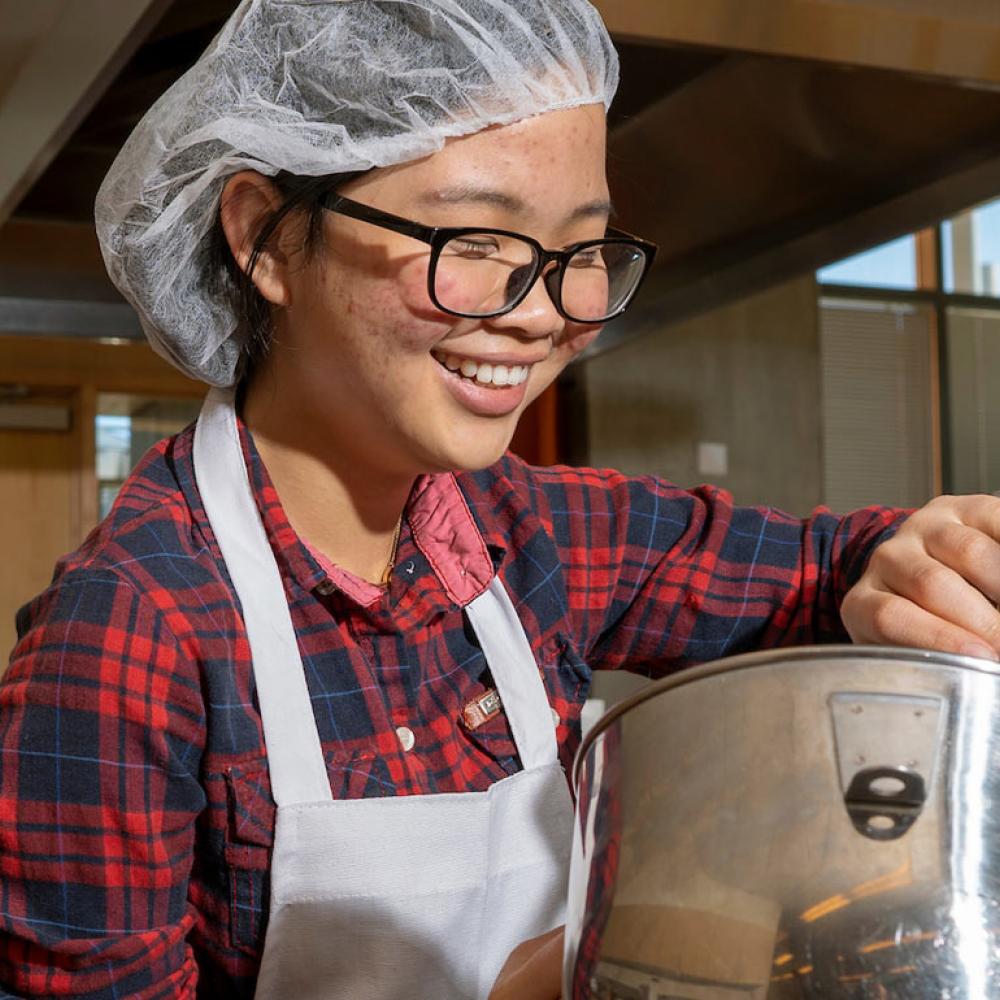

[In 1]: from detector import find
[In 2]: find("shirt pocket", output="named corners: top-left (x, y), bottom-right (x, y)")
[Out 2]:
top-left (221, 747), bottom-right (399, 957)
top-left (460, 705), bottom-right (521, 775)
top-left (223, 764), bottom-right (275, 955)
top-left (461, 636), bottom-right (590, 777)
top-left (326, 746), bottom-right (400, 798)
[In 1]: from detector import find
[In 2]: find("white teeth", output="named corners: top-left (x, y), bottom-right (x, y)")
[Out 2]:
top-left (434, 350), bottom-right (532, 388)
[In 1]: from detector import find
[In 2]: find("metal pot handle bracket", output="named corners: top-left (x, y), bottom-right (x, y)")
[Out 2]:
top-left (830, 692), bottom-right (944, 842)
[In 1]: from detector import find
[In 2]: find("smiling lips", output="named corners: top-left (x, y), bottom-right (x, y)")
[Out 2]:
top-left (431, 349), bottom-right (532, 389)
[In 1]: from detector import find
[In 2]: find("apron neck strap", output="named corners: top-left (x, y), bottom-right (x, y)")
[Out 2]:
top-left (193, 390), bottom-right (559, 805)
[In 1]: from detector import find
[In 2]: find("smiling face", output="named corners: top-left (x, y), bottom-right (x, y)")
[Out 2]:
top-left (253, 103), bottom-right (610, 478)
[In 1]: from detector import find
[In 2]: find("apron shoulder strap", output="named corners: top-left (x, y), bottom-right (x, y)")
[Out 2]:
top-left (193, 389), bottom-right (332, 806)
top-left (464, 577), bottom-right (559, 771)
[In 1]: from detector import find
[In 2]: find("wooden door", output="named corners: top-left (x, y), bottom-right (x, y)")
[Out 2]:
top-left (0, 390), bottom-right (79, 662)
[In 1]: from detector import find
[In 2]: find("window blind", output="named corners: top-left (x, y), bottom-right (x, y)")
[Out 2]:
top-left (820, 298), bottom-right (935, 511)
top-left (947, 308), bottom-right (1000, 495)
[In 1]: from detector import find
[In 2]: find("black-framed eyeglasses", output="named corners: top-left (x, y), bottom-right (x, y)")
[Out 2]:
top-left (318, 192), bottom-right (657, 324)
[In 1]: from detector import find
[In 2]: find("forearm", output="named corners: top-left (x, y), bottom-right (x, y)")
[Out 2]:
top-left (585, 490), bottom-right (908, 672)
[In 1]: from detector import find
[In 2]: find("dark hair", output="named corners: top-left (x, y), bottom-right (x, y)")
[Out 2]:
top-left (210, 170), bottom-right (366, 383)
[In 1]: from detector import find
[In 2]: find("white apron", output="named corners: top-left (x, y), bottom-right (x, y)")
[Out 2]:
top-left (193, 389), bottom-right (573, 1000)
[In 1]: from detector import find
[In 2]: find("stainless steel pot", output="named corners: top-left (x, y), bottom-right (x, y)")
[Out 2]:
top-left (563, 646), bottom-right (1000, 999)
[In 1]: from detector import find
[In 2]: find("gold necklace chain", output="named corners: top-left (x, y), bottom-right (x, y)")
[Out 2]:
top-left (380, 516), bottom-right (403, 587)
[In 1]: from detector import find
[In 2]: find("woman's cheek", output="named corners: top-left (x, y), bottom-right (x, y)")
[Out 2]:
top-left (567, 272), bottom-right (610, 323)
top-left (355, 265), bottom-right (447, 351)
top-left (396, 255), bottom-right (445, 319)
top-left (431, 269), bottom-right (486, 315)
top-left (559, 325), bottom-right (603, 359)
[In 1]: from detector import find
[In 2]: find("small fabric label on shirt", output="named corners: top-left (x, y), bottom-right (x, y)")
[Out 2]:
top-left (461, 688), bottom-right (503, 731)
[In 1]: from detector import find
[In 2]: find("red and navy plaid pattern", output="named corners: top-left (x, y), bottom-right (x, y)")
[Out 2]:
top-left (0, 418), bottom-right (904, 998)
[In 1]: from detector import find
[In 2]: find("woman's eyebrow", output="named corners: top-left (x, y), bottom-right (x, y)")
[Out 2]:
top-left (569, 198), bottom-right (614, 223)
top-left (418, 185), bottom-right (525, 211)
top-left (417, 185), bottom-right (613, 223)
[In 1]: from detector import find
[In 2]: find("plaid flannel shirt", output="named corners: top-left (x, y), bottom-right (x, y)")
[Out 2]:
top-left (0, 417), bottom-right (904, 998)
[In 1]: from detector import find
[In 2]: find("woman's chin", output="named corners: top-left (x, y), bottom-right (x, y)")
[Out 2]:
top-left (415, 425), bottom-right (515, 475)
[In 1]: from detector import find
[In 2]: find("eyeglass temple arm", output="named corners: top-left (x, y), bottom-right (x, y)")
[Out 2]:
top-left (605, 224), bottom-right (656, 251)
top-left (319, 192), bottom-right (437, 245)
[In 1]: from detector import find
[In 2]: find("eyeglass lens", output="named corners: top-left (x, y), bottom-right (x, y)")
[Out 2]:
top-left (434, 233), bottom-right (647, 322)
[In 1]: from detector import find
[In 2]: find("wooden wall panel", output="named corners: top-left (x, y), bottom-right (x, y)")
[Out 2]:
top-left (0, 335), bottom-right (202, 665)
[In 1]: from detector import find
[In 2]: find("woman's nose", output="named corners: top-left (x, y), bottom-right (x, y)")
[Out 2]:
top-left (491, 265), bottom-right (564, 339)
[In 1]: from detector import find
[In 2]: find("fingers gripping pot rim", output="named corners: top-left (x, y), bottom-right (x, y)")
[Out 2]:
top-left (564, 644), bottom-right (1000, 998)
top-left (94, 0), bottom-right (620, 387)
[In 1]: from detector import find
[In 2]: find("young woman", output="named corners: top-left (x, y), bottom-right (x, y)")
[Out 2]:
top-left (3, 2), bottom-right (1000, 998)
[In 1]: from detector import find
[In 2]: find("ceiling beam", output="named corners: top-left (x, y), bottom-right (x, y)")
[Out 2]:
top-left (0, 0), bottom-right (172, 228)
top-left (0, 297), bottom-right (142, 340)
top-left (0, 334), bottom-right (200, 395)
top-left (593, 0), bottom-right (1000, 89)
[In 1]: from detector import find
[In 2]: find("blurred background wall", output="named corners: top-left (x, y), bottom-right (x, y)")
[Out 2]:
top-left (586, 277), bottom-right (823, 516)
top-left (2, 0), bottom-right (1000, 661)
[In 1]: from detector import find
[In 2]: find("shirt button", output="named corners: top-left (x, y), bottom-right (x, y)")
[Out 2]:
top-left (550, 708), bottom-right (560, 728)
top-left (396, 726), bottom-right (415, 752)
top-left (315, 579), bottom-right (335, 596)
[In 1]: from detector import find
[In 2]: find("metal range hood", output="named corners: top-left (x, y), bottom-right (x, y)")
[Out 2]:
top-left (2, 0), bottom-right (1000, 347)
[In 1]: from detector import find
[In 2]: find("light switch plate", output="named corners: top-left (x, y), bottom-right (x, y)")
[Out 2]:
top-left (697, 441), bottom-right (728, 477)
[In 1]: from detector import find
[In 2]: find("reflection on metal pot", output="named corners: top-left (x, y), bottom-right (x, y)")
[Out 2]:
top-left (563, 646), bottom-right (1000, 999)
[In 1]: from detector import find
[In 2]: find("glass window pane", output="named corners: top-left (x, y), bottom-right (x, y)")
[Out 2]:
top-left (942, 197), bottom-right (1000, 295)
top-left (817, 235), bottom-right (917, 290)
top-left (96, 393), bottom-right (203, 519)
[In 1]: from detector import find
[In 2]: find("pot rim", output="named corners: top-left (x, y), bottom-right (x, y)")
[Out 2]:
top-left (572, 644), bottom-right (1000, 789)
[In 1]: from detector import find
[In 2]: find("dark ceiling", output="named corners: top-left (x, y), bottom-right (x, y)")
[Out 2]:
top-left (11, 0), bottom-right (722, 223)
top-left (8, 0), bottom-right (1000, 356)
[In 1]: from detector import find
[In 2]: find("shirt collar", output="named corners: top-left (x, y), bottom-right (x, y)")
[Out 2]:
top-left (234, 415), bottom-right (497, 609)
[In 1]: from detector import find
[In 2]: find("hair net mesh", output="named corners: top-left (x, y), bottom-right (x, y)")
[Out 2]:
top-left (95, 0), bottom-right (619, 386)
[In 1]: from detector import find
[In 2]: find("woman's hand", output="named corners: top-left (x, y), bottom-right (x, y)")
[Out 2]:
top-left (841, 494), bottom-right (1000, 660)
top-left (488, 925), bottom-right (564, 1000)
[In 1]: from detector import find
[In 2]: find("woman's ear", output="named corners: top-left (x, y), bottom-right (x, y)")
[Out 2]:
top-left (219, 171), bottom-right (292, 307)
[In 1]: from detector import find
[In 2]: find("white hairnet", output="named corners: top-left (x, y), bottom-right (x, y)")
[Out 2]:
top-left (95, 0), bottom-right (619, 386)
